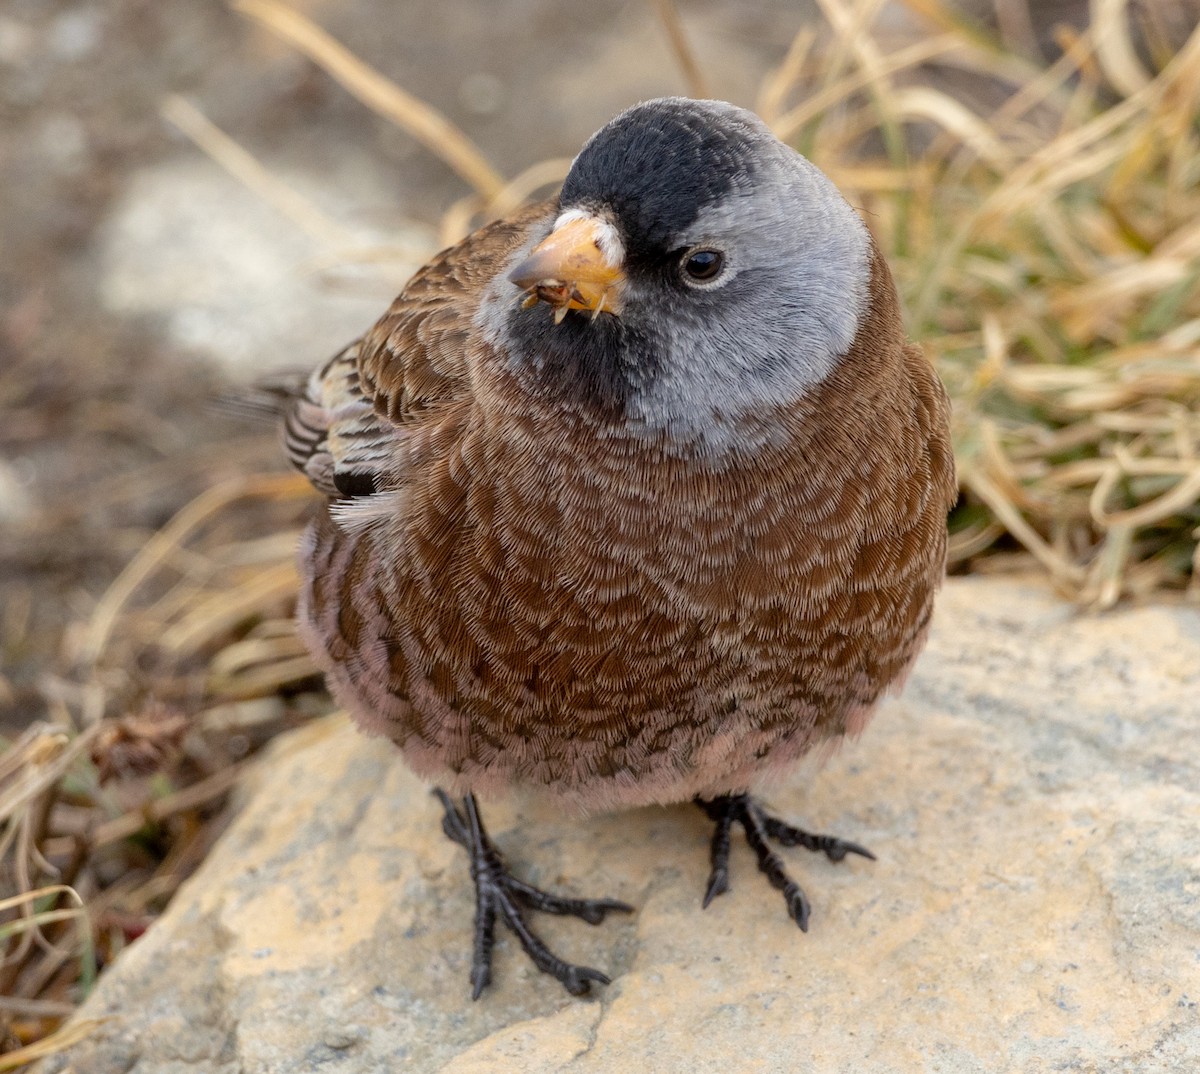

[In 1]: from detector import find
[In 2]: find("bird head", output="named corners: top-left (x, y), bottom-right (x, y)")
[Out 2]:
top-left (493, 98), bottom-right (880, 448)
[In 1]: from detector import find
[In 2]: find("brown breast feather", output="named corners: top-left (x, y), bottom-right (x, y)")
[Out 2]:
top-left (295, 204), bottom-right (956, 812)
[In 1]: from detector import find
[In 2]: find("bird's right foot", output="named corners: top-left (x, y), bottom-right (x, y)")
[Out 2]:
top-left (434, 789), bottom-right (633, 999)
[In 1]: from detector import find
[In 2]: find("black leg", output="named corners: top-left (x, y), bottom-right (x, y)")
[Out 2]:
top-left (702, 801), bottom-right (735, 908)
top-left (433, 789), bottom-right (633, 999)
top-left (695, 793), bottom-right (874, 931)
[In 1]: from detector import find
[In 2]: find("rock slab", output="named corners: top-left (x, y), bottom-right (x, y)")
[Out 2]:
top-left (37, 578), bottom-right (1200, 1073)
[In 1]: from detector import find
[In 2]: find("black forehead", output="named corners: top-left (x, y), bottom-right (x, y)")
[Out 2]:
top-left (560, 100), bottom-right (765, 251)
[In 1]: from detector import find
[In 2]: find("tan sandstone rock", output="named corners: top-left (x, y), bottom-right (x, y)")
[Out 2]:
top-left (36, 577), bottom-right (1200, 1073)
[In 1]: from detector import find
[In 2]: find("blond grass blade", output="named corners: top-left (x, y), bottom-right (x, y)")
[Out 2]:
top-left (814, 0), bottom-right (892, 78)
top-left (1090, 0), bottom-right (1154, 96)
top-left (231, 0), bottom-right (505, 200)
top-left (979, 420), bottom-right (1046, 512)
top-left (962, 467), bottom-right (1087, 585)
top-left (208, 656), bottom-right (320, 700)
top-left (1107, 107), bottom-right (1174, 200)
top-left (0, 885), bottom-right (83, 918)
top-left (1082, 456), bottom-right (1200, 479)
top-left (947, 519), bottom-right (1006, 562)
top-left (1173, 406), bottom-right (1200, 460)
top-left (1002, 365), bottom-right (1098, 395)
top-left (1155, 216), bottom-right (1200, 260)
top-left (1031, 201), bottom-right (1099, 278)
top-left (1163, 34), bottom-right (1200, 205)
top-left (1191, 532), bottom-right (1200, 601)
top-left (981, 131), bottom-right (1131, 223)
top-left (770, 35), bottom-right (963, 143)
top-left (160, 95), bottom-right (350, 248)
top-left (889, 86), bottom-right (1015, 168)
top-left (90, 764), bottom-right (248, 849)
top-left (1081, 522), bottom-right (1134, 608)
top-left (896, 0), bottom-right (1054, 87)
top-left (1159, 323), bottom-right (1200, 353)
top-left (215, 530), bottom-right (312, 568)
top-left (1056, 259), bottom-right (1197, 340)
top-left (206, 632), bottom-right (307, 680)
top-left (979, 312), bottom-right (1009, 386)
top-left (1041, 457), bottom-right (1111, 490)
top-left (653, 0), bottom-right (709, 99)
top-left (156, 562), bottom-right (300, 659)
top-left (439, 194), bottom-right (484, 247)
top-left (0, 907), bottom-right (86, 939)
top-left (1060, 28), bottom-right (1107, 134)
top-left (915, 114), bottom-right (1130, 324)
top-left (0, 726), bottom-right (60, 787)
top-left (485, 158), bottom-right (574, 219)
top-left (895, 0), bottom-right (1007, 51)
top-left (79, 473), bottom-right (308, 667)
top-left (0, 879), bottom-right (85, 981)
top-left (812, 0), bottom-right (890, 94)
top-left (0, 727), bottom-right (100, 821)
top-left (0, 1018), bottom-right (111, 1071)
top-left (1090, 464), bottom-right (1200, 530)
top-left (807, 101), bottom-right (898, 166)
top-left (757, 27), bottom-right (816, 125)
top-left (989, 28), bottom-right (1094, 134)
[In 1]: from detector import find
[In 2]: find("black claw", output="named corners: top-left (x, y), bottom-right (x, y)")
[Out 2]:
top-left (702, 867), bottom-right (729, 909)
top-left (760, 815), bottom-right (876, 862)
top-left (470, 960), bottom-right (492, 1001)
top-left (564, 966), bottom-right (611, 995)
top-left (702, 801), bottom-right (736, 907)
top-left (434, 789), bottom-right (470, 846)
top-left (694, 793), bottom-right (871, 931)
top-left (432, 788), bottom-right (631, 998)
top-left (783, 883), bottom-right (811, 931)
top-left (828, 839), bottom-right (876, 863)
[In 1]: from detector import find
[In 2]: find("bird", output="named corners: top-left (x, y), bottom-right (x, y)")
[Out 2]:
top-left (282, 97), bottom-right (956, 1000)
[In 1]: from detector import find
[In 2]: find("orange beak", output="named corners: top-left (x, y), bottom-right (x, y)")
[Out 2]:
top-left (509, 215), bottom-right (625, 322)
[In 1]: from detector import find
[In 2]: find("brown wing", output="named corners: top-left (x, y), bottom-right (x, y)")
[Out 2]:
top-left (356, 200), bottom-right (552, 428)
top-left (282, 341), bottom-right (384, 497)
top-left (284, 199), bottom-right (554, 498)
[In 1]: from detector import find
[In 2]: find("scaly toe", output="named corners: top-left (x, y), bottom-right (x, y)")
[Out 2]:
top-left (436, 789), bottom-right (628, 998)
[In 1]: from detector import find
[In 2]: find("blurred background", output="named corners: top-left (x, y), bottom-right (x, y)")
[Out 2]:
top-left (1, 0), bottom-right (1198, 1059)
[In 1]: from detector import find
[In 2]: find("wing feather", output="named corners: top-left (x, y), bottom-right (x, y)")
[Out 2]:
top-left (282, 199), bottom-right (553, 500)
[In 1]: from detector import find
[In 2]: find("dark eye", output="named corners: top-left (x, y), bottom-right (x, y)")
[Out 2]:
top-left (682, 248), bottom-right (724, 282)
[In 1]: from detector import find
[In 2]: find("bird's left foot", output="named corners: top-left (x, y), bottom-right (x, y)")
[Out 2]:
top-left (695, 793), bottom-right (875, 931)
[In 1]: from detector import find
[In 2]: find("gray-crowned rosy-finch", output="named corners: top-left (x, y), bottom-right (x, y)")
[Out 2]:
top-left (284, 97), bottom-right (956, 998)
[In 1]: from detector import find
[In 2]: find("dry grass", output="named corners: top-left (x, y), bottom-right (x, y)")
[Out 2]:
top-left (3, 0), bottom-right (1198, 1061)
top-left (0, 471), bottom-right (320, 1059)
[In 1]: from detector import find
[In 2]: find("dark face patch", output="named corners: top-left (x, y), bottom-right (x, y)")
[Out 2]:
top-left (503, 299), bottom-right (664, 415)
top-left (560, 99), bottom-right (764, 260)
